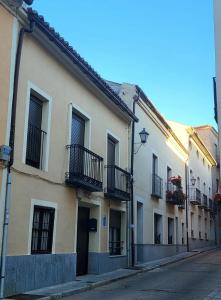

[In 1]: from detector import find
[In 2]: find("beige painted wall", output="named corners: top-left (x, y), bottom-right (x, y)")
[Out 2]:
top-left (169, 121), bottom-right (215, 241)
top-left (0, 4), bottom-right (17, 254)
top-left (133, 102), bottom-right (187, 245)
top-left (0, 4), bottom-right (14, 145)
top-left (7, 33), bottom-right (129, 255)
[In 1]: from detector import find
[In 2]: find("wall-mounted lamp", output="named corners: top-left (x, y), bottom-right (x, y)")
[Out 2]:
top-left (139, 128), bottom-right (149, 144)
top-left (134, 128), bottom-right (149, 154)
top-left (191, 176), bottom-right (196, 186)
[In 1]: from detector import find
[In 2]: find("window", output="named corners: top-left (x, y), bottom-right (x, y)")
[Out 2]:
top-left (168, 218), bottom-right (174, 244)
top-left (198, 216), bottom-right (202, 239)
top-left (152, 154), bottom-right (158, 175)
top-left (196, 150), bottom-right (199, 158)
top-left (182, 223), bottom-right (185, 245)
top-left (191, 212), bottom-right (194, 238)
top-left (31, 205), bottom-right (55, 254)
top-left (154, 213), bottom-right (162, 244)
top-left (167, 166), bottom-right (172, 189)
top-left (203, 158), bottom-right (205, 165)
top-left (109, 210), bottom-right (122, 255)
top-left (26, 94), bottom-right (46, 169)
top-left (152, 155), bottom-right (162, 198)
top-left (107, 135), bottom-right (117, 166)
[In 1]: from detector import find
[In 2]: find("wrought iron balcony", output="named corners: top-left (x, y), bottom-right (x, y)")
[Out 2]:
top-left (26, 123), bottom-right (47, 169)
top-left (65, 144), bottom-right (103, 192)
top-left (209, 198), bottom-right (214, 212)
top-left (189, 187), bottom-right (201, 205)
top-left (152, 174), bottom-right (163, 198)
top-left (105, 165), bottom-right (131, 201)
top-left (199, 194), bottom-right (208, 209)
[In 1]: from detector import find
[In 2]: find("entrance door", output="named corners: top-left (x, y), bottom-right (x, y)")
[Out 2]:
top-left (77, 207), bottom-right (90, 276)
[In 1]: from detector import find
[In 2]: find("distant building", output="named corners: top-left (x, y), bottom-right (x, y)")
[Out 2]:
top-left (108, 81), bottom-right (217, 263)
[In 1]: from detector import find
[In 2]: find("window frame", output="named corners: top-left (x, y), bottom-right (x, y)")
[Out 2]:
top-left (31, 205), bottom-right (55, 255)
top-left (28, 199), bottom-right (57, 255)
top-left (23, 82), bottom-right (52, 172)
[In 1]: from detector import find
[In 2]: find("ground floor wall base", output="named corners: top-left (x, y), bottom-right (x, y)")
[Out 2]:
top-left (189, 239), bottom-right (215, 250)
top-left (136, 244), bottom-right (187, 263)
top-left (5, 253), bottom-right (76, 296)
top-left (88, 252), bottom-right (128, 274)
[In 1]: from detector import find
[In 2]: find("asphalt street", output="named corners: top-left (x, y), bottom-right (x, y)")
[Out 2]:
top-left (64, 249), bottom-right (221, 300)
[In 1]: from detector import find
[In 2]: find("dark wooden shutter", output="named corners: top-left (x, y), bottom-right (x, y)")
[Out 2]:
top-left (26, 95), bottom-right (44, 169)
top-left (71, 112), bottom-right (85, 146)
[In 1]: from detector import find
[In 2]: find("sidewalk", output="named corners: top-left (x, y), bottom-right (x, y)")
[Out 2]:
top-left (6, 246), bottom-right (219, 300)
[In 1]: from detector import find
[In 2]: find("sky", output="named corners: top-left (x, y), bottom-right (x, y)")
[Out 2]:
top-left (32, 0), bottom-right (216, 128)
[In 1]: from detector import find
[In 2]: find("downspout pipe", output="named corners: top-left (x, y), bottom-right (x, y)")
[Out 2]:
top-left (130, 91), bottom-right (140, 267)
top-left (185, 161), bottom-right (190, 252)
top-left (0, 18), bottom-right (35, 299)
top-left (9, 19), bottom-right (35, 166)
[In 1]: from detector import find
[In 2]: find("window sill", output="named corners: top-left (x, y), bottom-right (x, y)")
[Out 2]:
top-left (109, 254), bottom-right (127, 258)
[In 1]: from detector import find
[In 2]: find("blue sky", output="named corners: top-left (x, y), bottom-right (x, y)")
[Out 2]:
top-left (32, 0), bottom-right (216, 127)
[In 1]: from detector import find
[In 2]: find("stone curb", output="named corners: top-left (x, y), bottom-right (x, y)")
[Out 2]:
top-left (33, 246), bottom-right (219, 299)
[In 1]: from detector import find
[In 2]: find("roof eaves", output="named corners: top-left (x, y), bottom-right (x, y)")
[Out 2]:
top-left (27, 9), bottom-right (138, 122)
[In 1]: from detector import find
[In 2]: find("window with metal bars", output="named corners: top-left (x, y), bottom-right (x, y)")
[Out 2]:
top-left (26, 94), bottom-right (47, 169)
top-left (31, 206), bottom-right (55, 254)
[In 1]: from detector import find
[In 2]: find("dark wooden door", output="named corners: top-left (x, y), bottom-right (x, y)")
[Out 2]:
top-left (77, 207), bottom-right (90, 276)
top-left (26, 95), bottom-right (43, 168)
top-left (71, 113), bottom-right (85, 175)
top-left (107, 137), bottom-right (116, 189)
top-left (71, 112), bottom-right (85, 146)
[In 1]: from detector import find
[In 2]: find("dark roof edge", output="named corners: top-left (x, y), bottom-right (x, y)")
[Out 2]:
top-left (135, 85), bottom-right (188, 154)
top-left (27, 9), bottom-right (138, 122)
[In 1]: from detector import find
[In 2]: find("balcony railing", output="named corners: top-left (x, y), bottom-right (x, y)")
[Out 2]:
top-left (26, 123), bottom-right (47, 169)
top-left (65, 144), bottom-right (103, 192)
top-left (189, 187), bottom-right (201, 205)
top-left (199, 194), bottom-right (208, 209)
top-left (105, 165), bottom-right (131, 201)
top-left (109, 241), bottom-right (124, 256)
top-left (152, 174), bottom-right (163, 198)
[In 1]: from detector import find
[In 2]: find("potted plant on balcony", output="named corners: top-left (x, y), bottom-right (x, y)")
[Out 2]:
top-left (214, 193), bottom-right (221, 205)
top-left (172, 189), bottom-right (186, 205)
top-left (170, 176), bottom-right (182, 188)
top-left (166, 190), bottom-right (173, 201)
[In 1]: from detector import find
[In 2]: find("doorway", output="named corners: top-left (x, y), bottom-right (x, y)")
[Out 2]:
top-left (77, 206), bottom-right (90, 276)
top-left (137, 202), bottom-right (143, 244)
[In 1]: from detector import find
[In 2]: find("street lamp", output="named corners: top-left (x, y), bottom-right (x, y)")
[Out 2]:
top-left (139, 128), bottom-right (149, 144)
top-left (190, 176), bottom-right (196, 186)
top-left (134, 128), bottom-right (149, 154)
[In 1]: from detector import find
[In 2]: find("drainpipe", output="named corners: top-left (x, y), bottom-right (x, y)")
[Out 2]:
top-left (0, 18), bottom-right (35, 299)
top-left (130, 91), bottom-right (140, 267)
top-left (185, 161), bottom-right (190, 252)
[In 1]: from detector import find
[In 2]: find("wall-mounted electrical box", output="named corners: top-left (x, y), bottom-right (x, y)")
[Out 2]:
top-left (0, 145), bottom-right (11, 163)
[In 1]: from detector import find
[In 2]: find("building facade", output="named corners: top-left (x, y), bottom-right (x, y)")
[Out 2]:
top-left (0, 4), bottom-right (136, 296)
top-left (108, 82), bottom-right (189, 263)
top-left (109, 82), bottom-right (217, 263)
top-left (0, 1), bottom-right (218, 297)
top-left (169, 122), bottom-right (216, 250)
